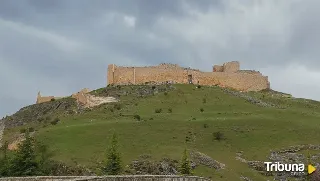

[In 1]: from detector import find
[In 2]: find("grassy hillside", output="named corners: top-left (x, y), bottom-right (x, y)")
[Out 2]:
top-left (2, 84), bottom-right (320, 180)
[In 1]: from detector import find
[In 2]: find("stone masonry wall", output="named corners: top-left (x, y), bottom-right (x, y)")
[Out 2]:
top-left (0, 175), bottom-right (210, 181)
top-left (107, 61), bottom-right (269, 92)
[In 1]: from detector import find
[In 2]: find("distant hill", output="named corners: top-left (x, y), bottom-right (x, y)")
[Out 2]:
top-left (1, 84), bottom-right (320, 180)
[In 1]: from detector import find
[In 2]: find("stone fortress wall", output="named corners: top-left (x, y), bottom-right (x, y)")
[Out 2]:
top-left (107, 61), bottom-right (270, 92)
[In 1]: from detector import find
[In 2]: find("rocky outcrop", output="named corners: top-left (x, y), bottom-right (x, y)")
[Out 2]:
top-left (0, 120), bottom-right (4, 148)
top-left (1, 98), bottom-right (77, 129)
top-left (190, 151), bottom-right (225, 170)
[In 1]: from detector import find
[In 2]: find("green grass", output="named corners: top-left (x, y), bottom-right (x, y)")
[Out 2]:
top-left (4, 84), bottom-right (320, 180)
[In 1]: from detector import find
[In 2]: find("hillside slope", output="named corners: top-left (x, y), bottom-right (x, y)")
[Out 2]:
top-left (1, 84), bottom-right (320, 180)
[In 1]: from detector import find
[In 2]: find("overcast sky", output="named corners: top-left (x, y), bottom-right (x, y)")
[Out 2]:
top-left (1, 0), bottom-right (320, 117)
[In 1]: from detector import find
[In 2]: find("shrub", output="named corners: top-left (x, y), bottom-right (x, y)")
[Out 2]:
top-left (20, 128), bottom-right (26, 134)
top-left (164, 92), bottom-right (168, 96)
top-left (200, 108), bottom-right (204, 112)
top-left (213, 131), bottom-right (224, 141)
top-left (203, 124), bottom-right (209, 128)
top-left (155, 108), bottom-right (162, 113)
top-left (149, 118), bottom-right (153, 120)
top-left (196, 85), bottom-right (201, 89)
top-left (168, 108), bottom-right (172, 113)
top-left (110, 108), bottom-right (114, 112)
top-left (28, 127), bottom-right (35, 132)
top-left (114, 104), bottom-right (121, 110)
top-left (202, 98), bottom-right (206, 104)
top-left (133, 114), bottom-right (141, 121)
top-left (151, 86), bottom-right (156, 90)
top-left (37, 117), bottom-right (44, 122)
top-left (51, 118), bottom-right (60, 125)
top-left (50, 98), bottom-right (55, 101)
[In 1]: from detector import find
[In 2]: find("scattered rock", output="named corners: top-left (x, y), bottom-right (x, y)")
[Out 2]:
top-left (190, 151), bottom-right (225, 169)
top-left (222, 88), bottom-right (277, 108)
top-left (126, 157), bottom-right (179, 175)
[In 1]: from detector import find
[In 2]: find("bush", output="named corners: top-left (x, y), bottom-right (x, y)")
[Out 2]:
top-left (155, 108), bottom-right (162, 113)
top-left (200, 108), bottom-right (204, 112)
top-left (202, 98), bottom-right (206, 104)
top-left (133, 114), bottom-right (141, 121)
top-left (114, 104), bottom-right (121, 110)
top-left (28, 127), bottom-right (35, 132)
top-left (37, 117), bottom-right (44, 122)
top-left (50, 98), bottom-right (55, 101)
top-left (164, 92), bottom-right (168, 96)
top-left (213, 131), bottom-right (224, 141)
top-left (168, 108), bottom-right (172, 113)
top-left (151, 86), bottom-right (156, 90)
top-left (51, 118), bottom-right (60, 125)
top-left (196, 85), bottom-right (201, 89)
top-left (110, 108), bottom-right (114, 112)
top-left (20, 128), bottom-right (26, 134)
top-left (203, 124), bottom-right (209, 128)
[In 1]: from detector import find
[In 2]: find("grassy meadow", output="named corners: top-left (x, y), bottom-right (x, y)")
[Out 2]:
top-left (4, 84), bottom-right (320, 180)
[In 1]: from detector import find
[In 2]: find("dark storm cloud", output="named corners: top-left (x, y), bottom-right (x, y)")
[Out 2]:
top-left (1, 0), bottom-right (320, 117)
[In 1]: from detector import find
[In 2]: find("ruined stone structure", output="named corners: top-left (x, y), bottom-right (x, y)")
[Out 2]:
top-left (36, 88), bottom-right (117, 107)
top-left (36, 92), bottom-right (62, 104)
top-left (36, 88), bottom-right (90, 104)
top-left (107, 61), bottom-right (270, 92)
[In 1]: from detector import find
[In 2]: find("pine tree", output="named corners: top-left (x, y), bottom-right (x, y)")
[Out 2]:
top-left (36, 142), bottom-right (54, 175)
top-left (0, 141), bottom-right (9, 176)
top-left (102, 133), bottom-right (122, 175)
top-left (10, 131), bottom-right (39, 176)
top-left (180, 148), bottom-right (192, 175)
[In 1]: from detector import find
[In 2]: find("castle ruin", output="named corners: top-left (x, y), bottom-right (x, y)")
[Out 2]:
top-left (107, 61), bottom-right (270, 92)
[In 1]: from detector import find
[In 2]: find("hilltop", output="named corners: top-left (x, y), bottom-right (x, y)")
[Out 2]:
top-left (1, 84), bottom-right (320, 180)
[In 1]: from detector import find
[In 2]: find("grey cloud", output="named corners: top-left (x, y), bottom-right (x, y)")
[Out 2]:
top-left (1, 0), bottom-right (320, 117)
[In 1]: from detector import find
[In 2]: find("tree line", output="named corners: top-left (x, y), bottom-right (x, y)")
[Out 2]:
top-left (0, 132), bottom-right (192, 177)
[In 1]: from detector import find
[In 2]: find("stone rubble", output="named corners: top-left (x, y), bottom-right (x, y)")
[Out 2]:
top-left (190, 151), bottom-right (225, 170)
top-left (236, 145), bottom-right (320, 181)
top-left (222, 88), bottom-right (279, 108)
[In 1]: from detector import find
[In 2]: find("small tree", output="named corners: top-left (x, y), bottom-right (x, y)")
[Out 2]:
top-left (102, 133), bottom-right (122, 175)
top-left (180, 148), bottom-right (192, 175)
top-left (36, 142), bottom-right (54, 175)
top-left (10, 131), bottom-right (39, 176)
top-left (133, 114), bottom-right (141, 121)
top-left (0, 141), bottom-right (9, 177)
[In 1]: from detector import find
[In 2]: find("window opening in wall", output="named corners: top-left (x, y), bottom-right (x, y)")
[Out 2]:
top-left (188, 74), bottom-right (193, 84)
